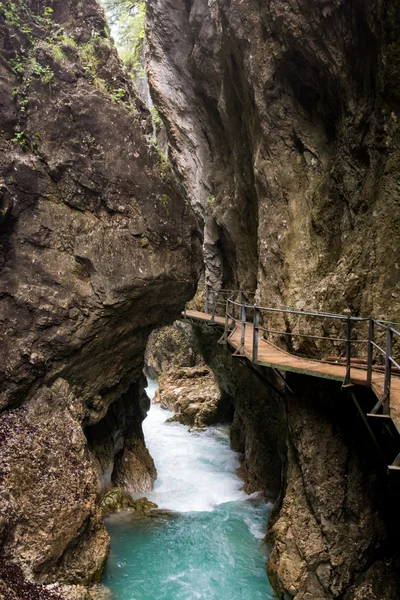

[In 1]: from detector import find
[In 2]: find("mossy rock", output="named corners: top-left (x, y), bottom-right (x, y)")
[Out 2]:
top-left (101, 488), bottom-right (158, 516)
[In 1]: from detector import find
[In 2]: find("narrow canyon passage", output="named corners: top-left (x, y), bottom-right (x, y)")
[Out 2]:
top-left (103, 380), bottom-right (274, 599)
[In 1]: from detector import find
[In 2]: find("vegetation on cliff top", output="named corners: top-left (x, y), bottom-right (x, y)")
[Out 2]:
top-left (100, 0), bottom-right (146, 73)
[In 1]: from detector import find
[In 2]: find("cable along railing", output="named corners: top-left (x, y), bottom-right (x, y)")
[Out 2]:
top-left (185, 286), bottom-right (400, 416)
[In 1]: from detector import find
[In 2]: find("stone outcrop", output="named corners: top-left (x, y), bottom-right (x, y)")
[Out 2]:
top-left (145, 321), bottom-right (202, 379)
top-left (0, 0), bottom-right (200, 596)
top-left (267, 375), bottom-right (395, 600)
top-left (86, 376), bottom-right (157, 496)
top-left (100, 488), bottom-right (157, 516)
top-left (154, 365), bottom-right (222, 428)
top-left (147, 0), bottom-right (400, 597)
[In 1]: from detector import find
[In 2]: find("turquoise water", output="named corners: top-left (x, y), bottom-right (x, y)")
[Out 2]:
top-left (103, 380), bottom-right (275, 600)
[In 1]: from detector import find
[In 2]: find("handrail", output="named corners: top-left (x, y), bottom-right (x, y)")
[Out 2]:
top-left (186, 286), bottom-right (399, 416)
top-left (227, 298), bottom-right (369, 321)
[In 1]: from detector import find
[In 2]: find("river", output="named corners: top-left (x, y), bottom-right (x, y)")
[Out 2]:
top-left (103, 379), bottom-right (275, 599)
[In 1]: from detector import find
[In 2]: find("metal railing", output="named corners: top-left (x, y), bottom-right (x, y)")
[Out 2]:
top-left (185, 286), bottom-right (400, 415)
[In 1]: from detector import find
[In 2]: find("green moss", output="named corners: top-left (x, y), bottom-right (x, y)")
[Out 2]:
top-left (11, 130), bottom-right (30, 152)
top-left (207, 194), bottom-right (216, 209)
top-left (0, 1), bottom-right (21, 28)
top-left (161, 193), bottom-right (170, 206)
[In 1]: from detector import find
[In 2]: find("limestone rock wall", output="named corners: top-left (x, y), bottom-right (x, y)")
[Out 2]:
top-left (145, 321), bottom-right (203, 379)
top-left (267, 375), bottom-right (399, 600)
top-left (147, 0), bottom-right (400, 598)
top-left (147, 0), bottom-right (400, 319)
top-left (0, 0), bottom-right (201, 596)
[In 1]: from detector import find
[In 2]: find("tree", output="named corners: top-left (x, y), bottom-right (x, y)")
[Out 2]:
top-left (100, 0), bottom-right (146, 73)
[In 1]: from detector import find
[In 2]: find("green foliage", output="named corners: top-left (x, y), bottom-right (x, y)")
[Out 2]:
top-left (50, 45), bottom-right (66, 63)
top-left (11, 129), bottom-right (40, 153)
top-left (9, 52), bottom-right (54, 123)
top-left (207, 194), bottom-right (216, 209)
top-left (11, 131), bottom-right (29, 152)
top-left (100, 0), bottom-right (146, 73)
top-left (0, 1), bottom-right (21, 28)
top-left (0, 2), bottom-right (53, 37)
top-left (36, 6), bottom-right (53, 27)
top-left (151, 105), bottom-right (162, 130)
top-left (29, 58), bottom-right (54, 83)
top-left (9, 56), bottom-right (24, 75)
top-left (78, 39), bottom-right (100, 80)
top-left (151, 139), bottom-right (169, 177)
top-left (111, 88), bottom-right (126, 102)
top-left (57, 35), bottom-right (77, 47)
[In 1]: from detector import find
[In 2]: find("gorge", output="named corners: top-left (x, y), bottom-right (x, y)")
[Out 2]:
top-left (0, 0), bottom-right (400, 599)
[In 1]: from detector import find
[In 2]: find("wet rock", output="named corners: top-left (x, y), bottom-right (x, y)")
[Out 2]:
top-left (148, 0), bottom-right (400, 321)
top-left (154, 366), bottom-right (221, 428)
top-left (55, 584), bottom-right (112, 600)
top-left (101, 488), bottom-right (158, 516)
top-left (145, 321), bottom-right (203, 379)
top-left (147, 0), bottom-right (400, 597)
top-left (267, 375), bottom-right (390, 600)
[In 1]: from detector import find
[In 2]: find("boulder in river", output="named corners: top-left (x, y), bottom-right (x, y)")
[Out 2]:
top-left (101, 488), bottom-right (158, 516)
top-left (154, 366), bottom-right (221, 428)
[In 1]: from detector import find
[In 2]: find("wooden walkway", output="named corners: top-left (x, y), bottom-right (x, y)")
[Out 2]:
top-left (183, 309), bottom-right (400, 437)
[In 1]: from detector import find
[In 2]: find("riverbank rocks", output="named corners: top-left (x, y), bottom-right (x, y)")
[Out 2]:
top-left (101, 488), bottom-right (158, 516)
top-left (154, 366), bottom-right (221, 428)
top-left (58, 584), bottom-right (112, 600)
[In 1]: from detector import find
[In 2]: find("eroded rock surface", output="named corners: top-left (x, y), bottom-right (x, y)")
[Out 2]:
top-left (101, 488), bottom-right (157, 516)
top-left (147, 0), bottom-right (400, 597)
top-left (0, 0), bottom-right (200, 595)
top-left (154, 365), bottom-right (221, 428)
top-left (145, 321), bottom-right (203, 379)
top-left (192, 325), bottom-right (284, 497)
top-left (147, 0), bottom-right (400, 316)
top-left (267, 376), bottom-right (393, 600)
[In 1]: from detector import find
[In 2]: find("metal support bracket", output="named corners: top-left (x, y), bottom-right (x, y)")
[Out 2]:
top-left (273, 369), bottom-right (294, 395)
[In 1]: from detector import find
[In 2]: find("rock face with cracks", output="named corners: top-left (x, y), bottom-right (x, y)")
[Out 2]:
top-left (147, 0), bottom-right (400, 597)
top-left (0, 0), bottom-right (201, 597)
top-left (145, 321), bottom-right (203, 379)
top-left (154, 365), bottom-right (221, 428)
top-left (147, 0), bottom-right (400, 318)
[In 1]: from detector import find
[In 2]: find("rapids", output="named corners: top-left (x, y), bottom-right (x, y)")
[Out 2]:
top-left (103, 380), bottom-right (275, 599)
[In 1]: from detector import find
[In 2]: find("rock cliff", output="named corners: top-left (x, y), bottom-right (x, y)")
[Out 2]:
top-left (0, 0), bottom-right (200, 596)
top-left (147, 0), bottom-right (400, 598)
top-left (147, 0), bottom-right (400, 319)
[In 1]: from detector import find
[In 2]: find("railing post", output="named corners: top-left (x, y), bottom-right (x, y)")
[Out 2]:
top-left (344, 317), bottom-right (352, 385)
top-left (384, 327), bottom-right (393, 414)
top-left (252, 306), bottom-right (259, 362)
top-left (211, 290), bottom-right (216, 322)
top-left (240, 300), bottom-right (246, 349)
top-left (205, 285), bottom-right (210, 314)
top-left (224, 298), bottom-right (229, 340)
top-left (367, 318), bottom-right (374, 387)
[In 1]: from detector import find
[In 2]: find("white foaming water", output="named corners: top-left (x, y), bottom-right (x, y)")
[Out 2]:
top-left (143, 379), bottom-right (248, 513)
top-left (103, 378), bottom-right (275, 599)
